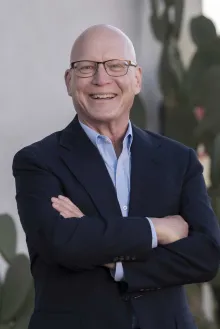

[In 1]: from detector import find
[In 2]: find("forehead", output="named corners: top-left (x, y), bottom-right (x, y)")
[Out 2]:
top-left (71, 30), bottom-right (135, 62)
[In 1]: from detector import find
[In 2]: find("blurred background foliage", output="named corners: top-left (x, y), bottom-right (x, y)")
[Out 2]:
top-left (146, 0), bottom-right (220, 328)
top-left (0, 214), bottom-right (34, 329)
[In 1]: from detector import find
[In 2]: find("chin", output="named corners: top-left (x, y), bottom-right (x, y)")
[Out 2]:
top-left (87, 108), bottom-right (121, 122)
top-left (89, 114), bottom-right (117, 123)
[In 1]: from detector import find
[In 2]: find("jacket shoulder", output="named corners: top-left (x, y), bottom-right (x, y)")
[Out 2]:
top-left (142, 129), bottom-right (200, 175)
top-left (144, 129), bottom-right (192, 154)
top-left (13, 130), bottom-right (61, 167)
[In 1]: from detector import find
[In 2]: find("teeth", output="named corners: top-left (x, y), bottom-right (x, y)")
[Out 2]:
top-left (90, 94), bottom-right (116, 99)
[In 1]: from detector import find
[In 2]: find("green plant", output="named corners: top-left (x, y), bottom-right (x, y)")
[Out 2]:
top-left (0, 214), bottom-right (34, 329)
top-left (150, 0), bottom-right (185, 108)
top-left (185, 284), bottom-right (218, 329)
top-left (149, 0), bottom-right (197, 148)
top-left (150, 3), bottom-right (220, 327)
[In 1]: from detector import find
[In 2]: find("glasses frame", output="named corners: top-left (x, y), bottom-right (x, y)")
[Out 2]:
top-left (70, 59), bottom-right (137, 77)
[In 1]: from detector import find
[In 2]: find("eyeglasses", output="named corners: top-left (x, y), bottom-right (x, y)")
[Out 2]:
top-left (70, 59), bottom-right (137, 77)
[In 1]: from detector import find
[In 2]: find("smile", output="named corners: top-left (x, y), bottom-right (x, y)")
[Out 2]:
top-left (89, 93), bottom-right (117, 100)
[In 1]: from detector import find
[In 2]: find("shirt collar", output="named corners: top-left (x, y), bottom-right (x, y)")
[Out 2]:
top-left (79, 120), bottom-right (133, 151)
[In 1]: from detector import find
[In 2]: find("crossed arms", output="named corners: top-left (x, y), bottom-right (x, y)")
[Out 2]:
top-left (13, 147), bottom-right (220, 293)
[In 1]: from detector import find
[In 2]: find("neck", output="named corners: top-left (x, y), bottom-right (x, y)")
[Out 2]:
top-left (78, 115), bottom-right (130, 156)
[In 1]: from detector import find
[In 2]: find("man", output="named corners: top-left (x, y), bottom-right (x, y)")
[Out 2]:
top-left (13, 25), bottom-right (220, 329)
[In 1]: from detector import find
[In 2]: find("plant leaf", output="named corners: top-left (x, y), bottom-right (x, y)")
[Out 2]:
top-left (0, 215), bottom-right (16, 263)
top-left (0, 255), bottom-right (32, 323)
top-left (13, 315), bottom-right (31, 329)
top-left (0, 324), bottom-right (11, 329)
top-left (15, 281), bottom-right (34, 321)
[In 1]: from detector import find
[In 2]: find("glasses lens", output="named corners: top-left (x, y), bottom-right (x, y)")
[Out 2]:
top-left (74, 61), bottom-right (96, 76)
top-left (105, 60), bottom-right (128, 76)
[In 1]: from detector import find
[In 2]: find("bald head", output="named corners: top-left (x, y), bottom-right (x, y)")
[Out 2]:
top-left (65, 24), bottom-right (142, 130)
top-left (70, 24), bottom-right (136, 64)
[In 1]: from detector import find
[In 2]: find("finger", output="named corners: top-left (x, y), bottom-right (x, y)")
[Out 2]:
top-left (52, 196), bottom-right (81, 213)
top-left (52, 202), bottom-right (73, 214)
top-left (52, 202), bottom-right (83, 218)
top-left (51, 196), bottom-right (75, 209)
top-left (53, 199), bottom-right (75, 212)
top-left (60, 211), bottom-right (72, 219)
top-left (58, 195), bottom-right (76, 207)
top-left (56, 199), bottom-right (83, 216)
top-left (57, 198), bottom-right (81, 213)
top-left (58, 196), bottom-right (82, 213)
top-left (53, 203), bottom-right (72, 218)
top-left (52, 203), bottom-right (73, 218)
top-left (51, 197), bottom-right (59, 202)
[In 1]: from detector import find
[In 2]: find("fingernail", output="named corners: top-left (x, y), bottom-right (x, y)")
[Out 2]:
top-left (58, 195), bottom-right (64, 199)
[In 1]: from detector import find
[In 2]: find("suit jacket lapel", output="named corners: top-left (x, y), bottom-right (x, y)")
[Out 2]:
top-left (59, 116), bottom-right (122, 218)
top-left (128, 125), bottom-right (161, 217)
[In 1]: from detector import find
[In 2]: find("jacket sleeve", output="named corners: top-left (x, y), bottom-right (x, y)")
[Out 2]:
top-left (12, 147), bottom-right (153, 271)
top-left (122, 148), bottom-right (220, 293)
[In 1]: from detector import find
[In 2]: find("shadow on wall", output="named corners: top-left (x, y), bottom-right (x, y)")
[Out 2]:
top-left (0, 214), bottom-right (34, 329)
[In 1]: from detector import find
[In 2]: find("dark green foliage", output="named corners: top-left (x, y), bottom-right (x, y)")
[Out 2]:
top-left (150, 2), bottom-right (220, 327)
top-left (0, 214), bottom-right (34, 329)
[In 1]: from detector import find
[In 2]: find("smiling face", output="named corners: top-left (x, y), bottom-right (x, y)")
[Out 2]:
top-left (65, 25), bottom-right (142, 126)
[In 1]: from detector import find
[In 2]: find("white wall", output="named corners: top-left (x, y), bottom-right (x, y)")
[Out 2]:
top-left (0, 0), bottom-right (202, 268)
top-left (203, 0), bottom-right (220, 34)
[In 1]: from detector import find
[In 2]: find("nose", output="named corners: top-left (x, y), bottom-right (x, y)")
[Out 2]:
top-left (92, 63), bottom-right (112, 86)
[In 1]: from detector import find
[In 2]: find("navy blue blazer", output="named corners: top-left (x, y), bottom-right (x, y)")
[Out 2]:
top-left (13, 116), bottom-right (220, 329)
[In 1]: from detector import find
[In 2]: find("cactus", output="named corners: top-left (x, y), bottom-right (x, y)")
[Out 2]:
top-left (0, 215), bottom-right (16, 263)
top-left (150, 2), bottom-right (220, 327)
top-left (183, 15), bottom-right (220, 106)
top-left (149, 0), bottom-right (185, 105)
top-left (0, 214), bottom-right (34, 329)
top-left (149, 0), bottom-right (197, 146)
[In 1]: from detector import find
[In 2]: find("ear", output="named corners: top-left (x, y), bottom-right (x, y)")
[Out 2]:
top-left (134, 66), bottom-right (142, 95)
top-left (64, 69), bottom-right (73, 96)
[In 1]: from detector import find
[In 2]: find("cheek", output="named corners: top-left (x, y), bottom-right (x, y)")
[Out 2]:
top-left (118, 81), bottom-right (135, 97)
top-left (116, 74), bottom-right (137, 95)
top-left (72, 80), bottom-right (88, 101)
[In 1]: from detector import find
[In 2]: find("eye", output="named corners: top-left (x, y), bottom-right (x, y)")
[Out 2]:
top-left (107, 61), bottom-right (128, 71)
top-left (75, 61), bottom-right (96, 73)
top-left (81, 65), bottom-right (94, 71)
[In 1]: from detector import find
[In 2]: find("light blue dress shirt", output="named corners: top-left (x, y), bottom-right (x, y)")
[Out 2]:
top-left (79, 120), bottom-right (158, 281)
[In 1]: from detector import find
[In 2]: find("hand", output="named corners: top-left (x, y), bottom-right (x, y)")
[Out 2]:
top-left (151, 215), bottom-right (189, 245)
top-left (51, 195), bottom-right (84, 218)
top-left (103, 263), bottom-right (116, 270)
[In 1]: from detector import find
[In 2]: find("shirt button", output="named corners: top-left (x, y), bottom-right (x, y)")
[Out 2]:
top-left (123, 206), bottom-right (127, 211)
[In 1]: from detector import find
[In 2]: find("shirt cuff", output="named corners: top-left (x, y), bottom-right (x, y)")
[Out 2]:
top-left (146, 217), bottom-right (158, 248)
